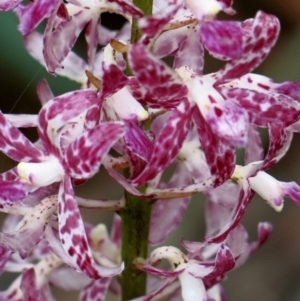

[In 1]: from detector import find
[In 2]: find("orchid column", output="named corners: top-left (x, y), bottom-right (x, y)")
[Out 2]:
top-left (121, 0), bottom-right (153, 300)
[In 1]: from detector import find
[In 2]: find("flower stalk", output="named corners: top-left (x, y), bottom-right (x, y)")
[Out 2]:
top-left (121, 0), bottom-right (153, 299)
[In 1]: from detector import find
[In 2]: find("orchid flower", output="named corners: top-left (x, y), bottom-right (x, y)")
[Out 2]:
top-left (142, 245), bottom-right (234, 301)
top-left (0, 93), bottom-right (125, 278)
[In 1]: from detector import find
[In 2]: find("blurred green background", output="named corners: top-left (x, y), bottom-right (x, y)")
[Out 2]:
top-left (1, 0), bottom-right (300, 300)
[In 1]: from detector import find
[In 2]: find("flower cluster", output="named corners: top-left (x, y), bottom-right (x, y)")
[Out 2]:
top-left (0, 0), bottom-right (300, 300)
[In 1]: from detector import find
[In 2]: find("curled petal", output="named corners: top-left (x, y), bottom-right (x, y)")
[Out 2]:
top-left (206, 180), bottom-right (254, 244)
top-left (58, 176), bottom-right (124, 278)
top-left (216, 11), bottom-right (280, 83)
top-left (44, 8), bottom-right (90, 74)
top-left (250, 172), bottom-right (300, 211)
top-left (24, 31), bottom-right (88, 83)
top-left (203, 245), bottom-right (235, 289)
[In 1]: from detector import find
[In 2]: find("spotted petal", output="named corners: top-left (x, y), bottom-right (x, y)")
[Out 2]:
top-left (200, 20), bottom-right (243, 60)
top-left (193, 109), bottom-right (235, 187)
top-left (129, 43), bottom-right (188, 103)
top-left (0, 112), bottom-right (45, 162)
top-left (131, 99), bottom-right (193, 185)
top-left (58, 175), bottom-right (124, 278)
top-left (216, 11), bottom-right (280, 83)
top-left (65, 122), bottom-right (125, 179)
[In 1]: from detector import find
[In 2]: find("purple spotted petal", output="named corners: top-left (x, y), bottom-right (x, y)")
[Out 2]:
top-left (272, 81), bottom-right (300, 101)
top-left (263, 124), bottom-right (293, 170)
top-left (131, 99), bottom-right (193, 185)
top-left (43, 7), bottom-right (90, 74)
top-left (129, 43), bottom-right (188, 102)
top-left (200, 21), bottom-right (243, 60)
top-left (65, 122), bottom-right (125, 179)
top-left (128, 78), bottom-right (178, 110)
top-left (125, 121), bottom-right (153, 162)
top-left (203, 245), bottom-right (235, 289)
top-left (15, 0), bottom-right (56, 35)
top-left (45, 224), bottom-right (79, 269)
top-left (0, 196), bottom-right (57, 254)
top-left (100, 63), bottom-right (129, 100)
top-left (84, 105), bottom-right (101, 131)
top-left (149, 164), bottom-right (191, 245)
top-left (206, 101), bottom-right (249, 147)
top-left (216, 11), bottom-right (280, 83)
top-left (124, 122), bottom-right (154, 179)
top-left (21, 268), bottom-right (40, 300)
top-left (193, 109), bottom-right (235, 187)
top-left (0, 180), bottom-right (32, 202)
top-left (38, 89), bottom-right (98, 155)
top-left (173, 25), bottom-right (204, 76)
top-left (0, 0), bottom-right (21, 10)
top-left (58, 175), bottom-right (124, 278)
top-left (220, 87), bottom-right (300, 127)
top-left (79, 278), bottom-right (112, 301)
top-left (0, 112), bottom-right (45, 162)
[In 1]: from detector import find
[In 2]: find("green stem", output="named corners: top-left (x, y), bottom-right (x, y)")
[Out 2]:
top-left (130, 0), bottom-right (152, 44)
top-left (121, 1), bottom-right (153, 299)
top-left (121, 186), bottom-right (152, 301)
